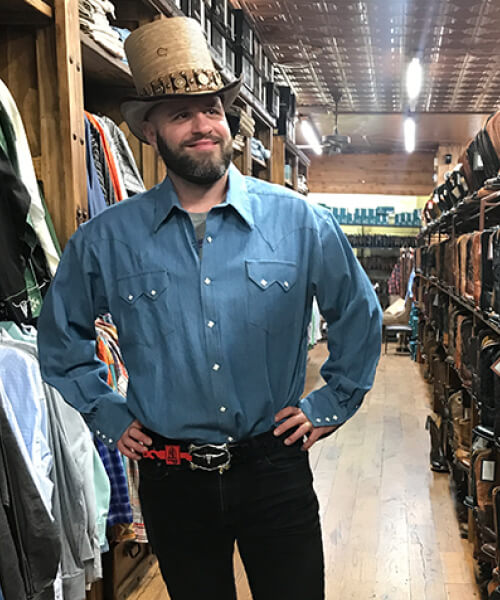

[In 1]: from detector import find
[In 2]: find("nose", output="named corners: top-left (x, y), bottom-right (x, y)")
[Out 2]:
top-left (191, 111), bottom-right (213, 136)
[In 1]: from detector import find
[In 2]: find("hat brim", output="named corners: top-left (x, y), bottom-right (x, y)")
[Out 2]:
top-left (120, 77), bottom-right (242, 143)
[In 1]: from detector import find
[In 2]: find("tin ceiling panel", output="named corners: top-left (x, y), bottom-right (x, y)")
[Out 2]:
top-left (236, 0), bottom-right (500, 115)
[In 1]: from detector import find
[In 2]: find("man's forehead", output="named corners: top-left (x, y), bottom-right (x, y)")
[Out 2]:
top-left (160, 95), bottom-right (223, 113)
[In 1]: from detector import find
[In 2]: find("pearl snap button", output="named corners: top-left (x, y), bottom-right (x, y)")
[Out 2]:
top-left (220, 406), bottom-right (226, 412)
top-left (284, 281), bottom-right (289, 288)
top-left (212, 363), bottom-right (220, 371)
top-left (128, 295), bottom-right (134, 300)
top-left (204, 277), bottom-right (211, 285)
top-left (151, 290), bottom-right (157, 296)
top-left (260, 279), bottom-right (268, 286)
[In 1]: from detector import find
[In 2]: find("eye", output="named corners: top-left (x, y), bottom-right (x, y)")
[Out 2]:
top-left (207, 107), bottom-right (221, 116)
top-left (174, 112), bottom-right (189, 121)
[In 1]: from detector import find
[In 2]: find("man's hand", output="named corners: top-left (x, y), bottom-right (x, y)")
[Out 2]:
top-left (274, 406), bottom-right (338, 451)
top-left (117, 420), bottom-right (152, 460)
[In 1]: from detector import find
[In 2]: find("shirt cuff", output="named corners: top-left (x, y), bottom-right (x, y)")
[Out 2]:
top-left (299, 387), bottom-right (360, 429)
top-left (83, 395), bottom-right (135, 450)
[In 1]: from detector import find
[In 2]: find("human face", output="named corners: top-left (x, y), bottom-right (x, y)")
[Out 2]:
top-left (143, 96), bottom-right (233, 185)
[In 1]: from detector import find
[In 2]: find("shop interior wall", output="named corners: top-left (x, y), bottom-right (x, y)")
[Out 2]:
top-left (308, 152), bottom-right (434, 196)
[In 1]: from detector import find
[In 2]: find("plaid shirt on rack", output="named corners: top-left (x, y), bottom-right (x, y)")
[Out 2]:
top-left (95, 438), bottom-right (133, 527)
top-left (388, 263), bottom-right (401, 296)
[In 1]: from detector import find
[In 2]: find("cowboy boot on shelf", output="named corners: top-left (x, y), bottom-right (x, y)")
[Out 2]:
top-left (425, 415), bottom-right (449, 472)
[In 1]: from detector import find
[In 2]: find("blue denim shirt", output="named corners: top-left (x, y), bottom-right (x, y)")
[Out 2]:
top-left (37, 164), bottom-right (382, 449)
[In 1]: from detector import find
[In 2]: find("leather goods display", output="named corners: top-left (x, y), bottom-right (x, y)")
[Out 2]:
top-left (419, 113), bottom-right (500, 599)
top-left (458, 142), bottom-right (475, 191)
top-left (445, 164), bottom-right (470, 205)
top-left (473, 231), bottom-right (483, 307)
top-left (466, 137), bottom-right (488, 192)
top-left (482, 230), bottom-right (496, 312)
top-left (494, 229), bottom-right (500, 315)
top-left (475, 122), bottom-right (500, 183)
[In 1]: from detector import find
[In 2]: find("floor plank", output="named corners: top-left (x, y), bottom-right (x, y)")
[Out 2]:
top-left (127, 342), bottom-right (479, 599)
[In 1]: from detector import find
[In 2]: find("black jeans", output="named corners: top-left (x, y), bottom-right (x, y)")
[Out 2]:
top-left (138, 438), bottom-right (324, 600)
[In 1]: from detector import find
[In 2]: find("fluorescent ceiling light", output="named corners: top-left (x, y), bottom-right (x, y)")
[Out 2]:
top-left (406, 57), bottom-right (423, 101)
top-left (404, 117), bottom-right (416, 153)
top-left (301, 120), bottom-right (323, 156)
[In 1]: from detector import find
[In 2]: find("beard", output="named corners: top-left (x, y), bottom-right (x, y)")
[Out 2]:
top-left (156, 132), bottom-right (233, 185)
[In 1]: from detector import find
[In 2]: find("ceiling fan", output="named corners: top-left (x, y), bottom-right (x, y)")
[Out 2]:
top-left (322, 90), bottom-right (351, 154)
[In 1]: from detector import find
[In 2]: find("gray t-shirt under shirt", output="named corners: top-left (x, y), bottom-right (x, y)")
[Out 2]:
top-left (189, 211), bottom-right (209, 258)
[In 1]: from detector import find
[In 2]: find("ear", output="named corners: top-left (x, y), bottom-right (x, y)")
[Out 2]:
top-left (142, 120), bottom-right (158, 150)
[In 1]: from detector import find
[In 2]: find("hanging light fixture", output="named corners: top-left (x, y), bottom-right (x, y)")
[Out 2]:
top-left (406, 57), bottom-right (423, 102)
top-left (301, 119), bottom-right (323, 156)
top-left (404, 117), bottom-right (416, 153)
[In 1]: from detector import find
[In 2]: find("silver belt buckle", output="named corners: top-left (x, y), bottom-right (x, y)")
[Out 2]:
top-left (188, 443), bottom-right (231, 474)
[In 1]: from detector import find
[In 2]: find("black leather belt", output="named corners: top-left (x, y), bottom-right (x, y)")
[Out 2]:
top-left (142, 428), bottom-right (301, 474)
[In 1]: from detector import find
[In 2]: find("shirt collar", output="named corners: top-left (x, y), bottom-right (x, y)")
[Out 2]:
top-left (152, 163), bottom-right (254, 232)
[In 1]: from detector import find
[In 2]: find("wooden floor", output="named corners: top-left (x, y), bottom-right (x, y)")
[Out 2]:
top-left (129, 342), bottom-right (479, 600)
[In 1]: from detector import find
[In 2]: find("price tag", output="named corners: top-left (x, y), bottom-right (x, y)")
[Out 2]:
top-left (491, 357), bottom-right (500, 378)
top-left (488, 232), bottom-right (495, 261)
top-left (481, 460), bottom-right (496, 482)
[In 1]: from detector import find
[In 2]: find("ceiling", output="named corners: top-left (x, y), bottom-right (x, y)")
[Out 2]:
top-left (236, 0), bottom-right (500, 151)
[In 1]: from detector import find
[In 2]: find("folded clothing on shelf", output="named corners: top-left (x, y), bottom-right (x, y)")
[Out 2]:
top-left (79, 0), bottom-right (125, 61)
top-left (250, 137), bottom-right (270, 162)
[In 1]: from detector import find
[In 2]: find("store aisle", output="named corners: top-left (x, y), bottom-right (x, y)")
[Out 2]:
top-left (130, 342), bottom-right (478, 600)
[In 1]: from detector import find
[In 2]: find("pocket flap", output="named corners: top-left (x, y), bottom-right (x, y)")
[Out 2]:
top-left (246, 260), bottom-right (297, 292)
top-left (117, 271), bottom-right (168, 304)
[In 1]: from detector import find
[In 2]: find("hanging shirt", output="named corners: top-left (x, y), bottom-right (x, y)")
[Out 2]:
top-left (0, 147), bottom-right (52, 325)
top-left (0, 331), bottom-right (108, 599)
top-left (37, 164), bottom-right (382, 448)
top-left (96, 116), bottom-right (145, 198)
top-left (84, 117), bottom-right (108, 219)
top-left (0, 346), bottom-right (53, 515)
top-left (0, 79), bottom-right (60, 275)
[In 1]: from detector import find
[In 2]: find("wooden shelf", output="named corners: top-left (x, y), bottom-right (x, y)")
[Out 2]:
top-left (142, 0), bottom-right (182, 17)
top-left (251, 156), bottom-right (268, 169)
top-left (0, 0), bottom-right (53, 24)
top-left (284, 139), bottom-right (311, 167)
top-left (238, 86), bottom-right (276, 129)
top-left (80, 32), bottom-right (134, 88)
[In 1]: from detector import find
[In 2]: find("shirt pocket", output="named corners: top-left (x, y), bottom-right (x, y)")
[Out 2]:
top-left (246, 260), bottom-right (300, 334)
top-left (115, 271), bottom-right (173, 343)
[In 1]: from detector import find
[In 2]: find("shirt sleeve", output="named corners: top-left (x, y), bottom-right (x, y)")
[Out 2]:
top-left (37, 227), bottom-right (135, 449)
top-left (299, 211), bottom-right (383, 428)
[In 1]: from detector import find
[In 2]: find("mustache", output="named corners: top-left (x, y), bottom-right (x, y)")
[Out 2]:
top-left (182, 135), bottom-right (223, 147)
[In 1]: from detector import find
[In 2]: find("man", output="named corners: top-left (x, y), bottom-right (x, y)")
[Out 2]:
top-left (38, 17), bottom-right (382, 600)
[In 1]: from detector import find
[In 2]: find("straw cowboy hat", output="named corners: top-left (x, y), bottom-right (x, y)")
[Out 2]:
top-left (121, 17), bottom-right (242, 143)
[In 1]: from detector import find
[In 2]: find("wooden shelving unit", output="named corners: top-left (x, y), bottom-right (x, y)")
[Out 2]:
top-left (252, 156), bottom-right (267, 170)
top-left (271, 136), bottom-right (311, 195)
top-left (0, 0), bottom-right (53, 24)
top-left (80, 32), bottom-right (133, 88)
top-left (142, 0), bottom-right (182, 17)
